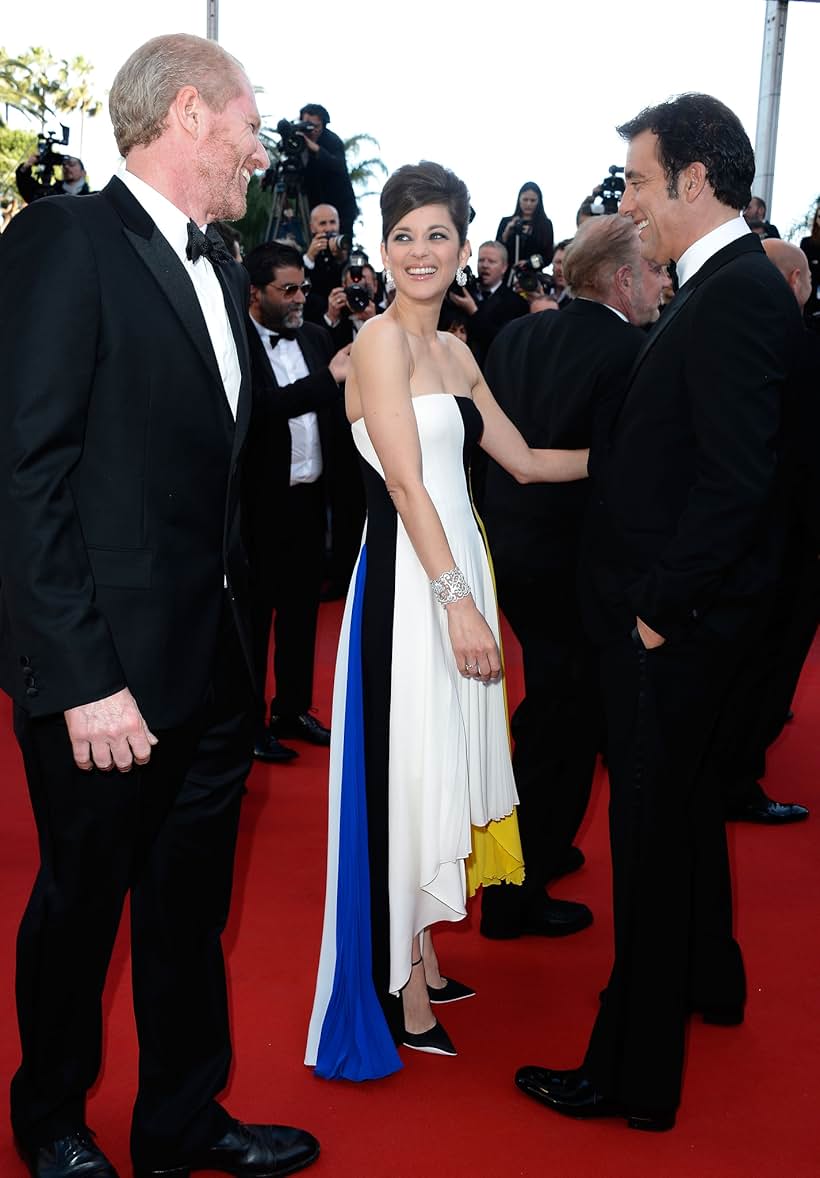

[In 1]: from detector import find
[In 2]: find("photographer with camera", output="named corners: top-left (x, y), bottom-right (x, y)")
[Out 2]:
top-left (15, 150), bottom-right (91, 204)
top-left (324, 256), bottom-right (379, 344)
top-left (496, 182), bottom-right (554, 282)
top-left (296, 103), bottom-right (358, 239)
top-left (302, 203), bottom-right (350, 325)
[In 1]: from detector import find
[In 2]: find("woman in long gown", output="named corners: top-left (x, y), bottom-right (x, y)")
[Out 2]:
top-left (306, 162), bottom-right (588, 1081)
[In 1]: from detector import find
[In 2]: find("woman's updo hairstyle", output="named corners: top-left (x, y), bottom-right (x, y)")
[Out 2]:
top-left (381, 161), bottom-right (471, 246)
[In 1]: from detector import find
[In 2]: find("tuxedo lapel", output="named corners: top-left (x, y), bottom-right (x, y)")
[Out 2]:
top-left (103, 178), bottom-right (225, 395)
top-left (623, 234), bottom-right (761, 390)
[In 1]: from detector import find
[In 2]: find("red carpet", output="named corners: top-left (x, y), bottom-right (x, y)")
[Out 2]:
top-left (1, 607), bottom-right (818, 1177)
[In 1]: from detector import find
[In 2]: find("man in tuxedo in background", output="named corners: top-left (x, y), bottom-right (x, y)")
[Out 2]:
top-left (449, 240), bottom-right (528, 366)
top-left (713, 239), bottom-right (816, 826)
top-left (0, 33), bottom-right (319, 1178)
top-left (479, 214), bottom-right (665, 944)
top-left (243, 242), bottom-right (350, 762)
top-left (516, 93), bottom-right (802, 1129)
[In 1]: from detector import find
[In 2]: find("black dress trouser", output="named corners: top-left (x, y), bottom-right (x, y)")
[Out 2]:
top-left (482, 563), bottom-right (601, 926)
top-left (583, 626), bottom-right (746, 1113)
top-left (10, 600), bottom-right (254, 1168)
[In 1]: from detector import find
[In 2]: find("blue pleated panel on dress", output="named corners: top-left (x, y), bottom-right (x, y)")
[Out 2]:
top-left (314, 546), bottom-right (402, 1081)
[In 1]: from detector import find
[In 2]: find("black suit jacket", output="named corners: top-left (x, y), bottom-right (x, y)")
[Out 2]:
top-left (468, 283), bottom-right (528, 366)
top-left (583, 233), bottom-right (802, 644)
top-left (482, 300), bottom-right (645, 574)
top-left (243, 321), bottom-right (340, 580)
top-left (0, 178), bottom-right (254, 725)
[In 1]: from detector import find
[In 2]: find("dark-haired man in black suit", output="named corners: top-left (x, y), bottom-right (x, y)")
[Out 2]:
top-left (449, 240), bottom-right (528, 367)
top-left (243, 242), bottom-right (350, 761)
top-left (479, 213), bottom-right (665, 944)
top-left (516, 93), bottom-right (802, 1129)
top-left (0, 32), bottom-right (319, 1178)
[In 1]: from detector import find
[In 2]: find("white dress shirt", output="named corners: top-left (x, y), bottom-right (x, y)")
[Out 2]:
top-left (251, 318), bottom-right (323, 485)
top-left (676, 215), bottom-right (751, 288)
top-left (118, 167), bottom-right (241, 420)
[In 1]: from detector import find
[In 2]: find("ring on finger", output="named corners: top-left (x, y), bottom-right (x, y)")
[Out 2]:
top-left (464, 660), bottom-right (475, 671)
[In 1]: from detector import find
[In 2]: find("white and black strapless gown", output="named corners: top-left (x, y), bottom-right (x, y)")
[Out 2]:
top-left (306, 394), bottom-right (523, 1081)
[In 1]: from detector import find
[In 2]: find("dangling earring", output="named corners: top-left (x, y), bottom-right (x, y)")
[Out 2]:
top-left (455, 266), bottom-right (468, 287)
top-left (385, 267), bottom-right (395, 292)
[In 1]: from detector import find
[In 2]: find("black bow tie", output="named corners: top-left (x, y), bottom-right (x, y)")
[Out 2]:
top-left (268, 330), bottom-right (298, 348)
top-left (186, 220), bottom-right (233, 266)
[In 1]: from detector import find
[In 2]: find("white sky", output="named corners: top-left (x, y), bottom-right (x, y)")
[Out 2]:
top-left (4, 0), bottom-right (818, 262)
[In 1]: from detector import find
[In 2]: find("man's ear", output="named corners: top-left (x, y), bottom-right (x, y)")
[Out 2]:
top-left (682, 161), bottom-right (707, 203)
top-left (171, 85), bottom-right (204, 141)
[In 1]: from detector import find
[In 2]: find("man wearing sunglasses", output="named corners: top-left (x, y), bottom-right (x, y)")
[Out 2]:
top-left (243, 241), bottom-right (351, 762)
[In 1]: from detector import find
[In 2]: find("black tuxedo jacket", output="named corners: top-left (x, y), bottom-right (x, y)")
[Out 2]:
top-left (243, 321), bottom-right (340, 577)
top-left (482, 299), bottom-right (645, 574)
top-left (468, 283), bottom-right (528, 366)
top-left (583, 233), bottom-right (803, 644)
top-left (0, 178), bottom-right (255, 726)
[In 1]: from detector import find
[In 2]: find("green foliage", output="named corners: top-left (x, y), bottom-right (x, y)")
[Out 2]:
top-left (0, 125), bottom-right (37, 219)
top-left (344, 132), bottom-right (387, 200)
top-left (0, 46), bottom-right (102, 127)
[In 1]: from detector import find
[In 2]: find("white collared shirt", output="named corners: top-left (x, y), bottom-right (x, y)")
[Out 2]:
top-left (118, 167), bottom-right (241, 420)
top-left (676, 215), bottom-right (751, 288)
top-left (250, 318), bottom-right (323, 485)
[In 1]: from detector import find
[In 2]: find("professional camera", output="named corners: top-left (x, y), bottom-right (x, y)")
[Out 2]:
top-left (275, 118), bottom-right (315, 157)
top-left (345, 248), bottom-right (372, 312)
top-left (36, 125), bottom-right (70, 176)
top-left (447, 264), bottom-right (479, 302)
top-left (325, 232), bottom-right (352, 254)
top-left (514, 253), bottom-right (546, 293)
top-left (591, 165), bottom-right (625, 215)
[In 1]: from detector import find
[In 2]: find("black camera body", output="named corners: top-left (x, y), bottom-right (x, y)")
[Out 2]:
top-left (515, 253), bottom-right (546, 293)
top-left (36, 125), bottom-right (70, 178)
top-left (276, 118), bottom-right (315, 157)
top-left (344, 249), bottom-right (372, 313)
top-left (593, 165), bottom-right (625, 215)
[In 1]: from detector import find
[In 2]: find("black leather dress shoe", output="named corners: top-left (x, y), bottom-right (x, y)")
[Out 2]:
top-left (269, 713), bottom-right (330, 747)
top-left (134, 1120), bottom-right (320, 1178)
top-left (481, 894), bottom-right (592, 939)
top-left (515, 1066), bottom-right (675, 1132)
top-left (726, 796), bottom-right (809, 824)
top-left (17, 1129), bottom-right (119, 1177)
top-left (253, 734), bottom-right (298, 763)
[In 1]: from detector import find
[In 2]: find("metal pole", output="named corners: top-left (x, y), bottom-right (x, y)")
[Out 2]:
top-left (753, 0), bottom-right (788, 213)
top-left (207, 0), bottom-right (219, 41)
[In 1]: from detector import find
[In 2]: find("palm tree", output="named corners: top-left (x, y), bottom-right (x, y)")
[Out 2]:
top-left (344, 132), bottom-right (387, 200)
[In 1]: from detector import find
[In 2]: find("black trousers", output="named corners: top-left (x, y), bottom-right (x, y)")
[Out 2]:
top-left (482, 564), bottom-right (600, 924)
top-left (251, 480), bottom-right (325, 724)
top-left (583, 627), bottom-right (745, 1113)
top-left (10, 600), bottom-right (254, 1167)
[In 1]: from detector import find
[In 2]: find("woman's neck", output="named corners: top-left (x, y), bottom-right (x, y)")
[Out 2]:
top-left (389, 294), bottom-right (441, 340)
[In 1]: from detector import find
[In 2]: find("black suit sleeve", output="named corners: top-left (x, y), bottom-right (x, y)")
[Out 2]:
top-left (0, 198), bottom-right (126, 713)
top-left (628, 265), bottom-right (796, 633)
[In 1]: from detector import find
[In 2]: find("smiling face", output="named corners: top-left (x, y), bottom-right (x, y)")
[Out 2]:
top-left (196, 82), bottom-right (268, 221)
top-left (381, 203), bottom-right (468, 303)
top-left (251, 264), bottom-right (307, 332)
top-left (619, 129), bottom-right (691, 265)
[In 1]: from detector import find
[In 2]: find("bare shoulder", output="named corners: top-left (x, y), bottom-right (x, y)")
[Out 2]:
top-left (439, 330), bottom-right (481, 390)
top-left (354, 314), bottom-right (408, 351)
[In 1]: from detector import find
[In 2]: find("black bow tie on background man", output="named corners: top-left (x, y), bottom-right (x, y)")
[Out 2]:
top-left (186, 220), bottom-right (234, 266)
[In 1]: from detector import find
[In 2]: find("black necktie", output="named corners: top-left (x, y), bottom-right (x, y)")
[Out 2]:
top-left (185, 220), bottom-right (233, 266)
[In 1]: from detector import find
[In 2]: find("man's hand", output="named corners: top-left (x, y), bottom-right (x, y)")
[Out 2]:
top-left (298, 132), bottom-right (320, 154)
top-left (326, 286), bottom-right (348, 326)
top-left (448, 288), bottom-right (478, 315)
top-left (354, 300), bottom-right (377, 324)
top-left (329, 344), bottom-right (352, 384)
top-left (64, 686), bottom-right (158, 772)
top-left (305, 232), bottom-right (329, 263)
top-left (636, 616), bottom-right (666, 649)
